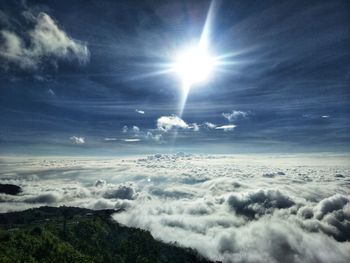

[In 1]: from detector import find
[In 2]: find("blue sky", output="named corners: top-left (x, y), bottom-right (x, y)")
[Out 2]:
top-left (0, 0), bottom-right (349, 155)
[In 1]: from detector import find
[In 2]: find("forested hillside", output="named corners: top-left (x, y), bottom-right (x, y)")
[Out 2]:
top-left (0, 207), bottom-right (212, 263)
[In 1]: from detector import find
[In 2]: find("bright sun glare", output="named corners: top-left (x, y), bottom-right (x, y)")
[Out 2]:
top-left (173, 47), bottom-right (215, 86)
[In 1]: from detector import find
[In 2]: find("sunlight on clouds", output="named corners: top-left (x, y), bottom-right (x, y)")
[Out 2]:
top-left (215, 124), bottom-right (236, 131)
top-left (157, 115), bottom-right (189, 131)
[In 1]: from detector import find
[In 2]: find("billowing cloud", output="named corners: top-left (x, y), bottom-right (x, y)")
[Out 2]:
top-left (314, 194), bottom-right (349, 220)
top-left (227, 189), bottom-right (295, 219)
top-left (70, 136), bottom-right (85, 144)
top-left (222, 110), bottom-right (248, 122)
top-left (157, 115), bottom-right (189, 131)
top-left (103, 184), bottom-right (137, 200)
top-left (0, 12), bottom-right (89, 70)
top-left (215, 124), bottom-right (236, 131)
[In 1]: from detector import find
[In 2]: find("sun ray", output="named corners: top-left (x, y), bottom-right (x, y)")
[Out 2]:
top-left (126, 68), bottom-right (174, 81)
top-left (176, 0), bottom-right (217, 118)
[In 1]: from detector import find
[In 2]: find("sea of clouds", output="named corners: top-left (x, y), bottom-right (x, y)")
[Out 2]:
top-left (0, 154), bottom-right (349, 262)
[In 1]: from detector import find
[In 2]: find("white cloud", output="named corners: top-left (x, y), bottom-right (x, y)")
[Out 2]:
top-left (321, 115), bottom-right (330, 118)
top-left (132, 126), bottom-right (140, 133)
top-left (204, 122), bottom-right (217, 129)
top-left (0, 12), bottom-right (89, 70)
top-left (157, 115), bottom-right (189, 131)
top-left (190, 123), bottom-right (200, 132)
top-left (146, 131), bottom-right (162, 142)
top-left (123, 138), bottom-right (141, 142)
top-left (215, 124), bottom-right (236, 131)
top-left (222, 110), bottom-right (248, 122)
top-left (104, 138), bottom-right (117, 141)
top-left (135, 109), bottom-right (145, 114)
top-left (70, 136), bottom-right (85, 144)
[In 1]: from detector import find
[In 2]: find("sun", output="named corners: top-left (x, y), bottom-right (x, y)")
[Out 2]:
top-left (173, 46), bottom-right (215, 86)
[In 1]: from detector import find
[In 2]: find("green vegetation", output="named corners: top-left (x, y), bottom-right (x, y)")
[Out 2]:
top-left (0, 207), bottom-right (212, 263)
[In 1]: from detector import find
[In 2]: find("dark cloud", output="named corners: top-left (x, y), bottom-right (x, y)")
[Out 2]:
top-left (227, 189), bottom-right (295, 219)
top-left (25, 192), bottom-right (61, 204)
top-left (150, 187), bottom-right (194, 199)
top-left (103, 185), bottom-right (137, 200)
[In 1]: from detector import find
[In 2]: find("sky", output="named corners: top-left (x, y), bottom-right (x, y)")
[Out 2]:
top-left (0, 0), bottom-right (349, 155)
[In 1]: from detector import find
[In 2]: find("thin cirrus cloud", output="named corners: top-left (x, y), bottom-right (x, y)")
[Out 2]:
top-left (215, 124), bottom-right (236, 131)
top-left (123, 138), bottom-right (141, 142)
top-left (0, 12), bottom-right (89, 70)
top-left (104, 138), bottom-right (117, 141)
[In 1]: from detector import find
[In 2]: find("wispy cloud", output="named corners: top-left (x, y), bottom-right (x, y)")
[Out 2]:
top-left (204, 122), bottom-right (217, 129)
top-left (190, 123), bottom-right (200, 132)
top-left (146, 132), bottom-right (162, 142)
top-left (135, 109), bottom-right (145, 114)
top-left (104, 138), bottom-right (117, 141)
top-left (122, 126), bottom-right (128, 133)
top-left (215, 124), bottom-right (236, 131)
top-left (222, 110), bottom-right (248, 122)
top-left (123, 138), bottom-right (141, 142)
top-left (70, 136), bottom-right (85, 144)
top-left (47, 89), bottom-right (55, 96)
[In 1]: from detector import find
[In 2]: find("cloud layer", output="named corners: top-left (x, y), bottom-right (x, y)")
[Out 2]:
top-left (0, 154), bottom-right (349, 262)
